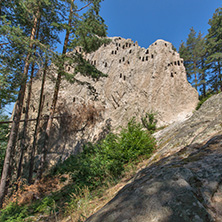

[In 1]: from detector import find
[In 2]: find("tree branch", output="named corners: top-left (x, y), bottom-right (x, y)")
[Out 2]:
top-left (75, 1), bottom-right (93, 12)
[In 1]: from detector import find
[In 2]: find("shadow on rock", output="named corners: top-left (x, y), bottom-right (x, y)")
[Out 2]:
top-left (86, 135), bottom-right (222, 222)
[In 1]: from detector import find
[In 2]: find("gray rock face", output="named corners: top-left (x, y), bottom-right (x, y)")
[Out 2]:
top-left (80, 37), bottom-right (198, 127)
top-left (86, 93), bottom-right (222, 222)
top-left (153, 92), bottom-right (222, 161)
top-left (23, 37), bottom-right (198, 166)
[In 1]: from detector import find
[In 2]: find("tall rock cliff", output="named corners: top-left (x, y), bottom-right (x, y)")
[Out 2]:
top-left (23, 37), bottom-right (198, 166)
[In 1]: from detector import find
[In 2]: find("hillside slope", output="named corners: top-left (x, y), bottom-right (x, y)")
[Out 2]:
top-left (86, 93), bottom-right (222, 222)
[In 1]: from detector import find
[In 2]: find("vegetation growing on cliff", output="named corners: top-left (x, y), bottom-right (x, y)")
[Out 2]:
top-left (0, 118), bottom-right (156, 221)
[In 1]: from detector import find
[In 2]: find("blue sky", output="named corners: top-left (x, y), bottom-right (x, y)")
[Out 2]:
top-left (100, 0), bottom-right (221, 50)
top-left (3, 1), bottom-right (221, 116)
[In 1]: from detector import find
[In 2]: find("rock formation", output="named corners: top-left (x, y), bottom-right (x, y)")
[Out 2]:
top-left (86, 93), bottom-right (222, 222)
top-left (23, 37), bottom-right (198, 166)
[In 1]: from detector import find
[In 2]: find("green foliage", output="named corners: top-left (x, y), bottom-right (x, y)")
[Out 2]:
top-left (0, 118), bottom-right (156, 221)
top-left (0, 195), bottom-right (57, 221)
top-left (179, 28), bottom-right (206, 92)
top-left (69, 1), bottom-right (109, 54)
top-left (34, 196), bottom-right (56, 214)
top-left (73, 53), bottom-right (108, 80)
top-left (180, 6), bottom-right (222, 96)
top-left (141, 112), bottom-right (157, 133)
top-left (52, 118), bottom-right (156, 190)
top-left (0, 202), bottom-right (29, 222)
top-left (206, 7), bottom-right (222, 92)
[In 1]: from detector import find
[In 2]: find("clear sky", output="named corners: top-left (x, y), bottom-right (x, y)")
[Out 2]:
top-left (3, 1), bottom-right (222, 116)
top-left (100, 0), bottom-right (221, 50)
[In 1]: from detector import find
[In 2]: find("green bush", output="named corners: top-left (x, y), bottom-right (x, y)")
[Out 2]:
top-left (0, 202), bottom-right (29, 222)
top-left (53, 118), bottom-right (156, 190)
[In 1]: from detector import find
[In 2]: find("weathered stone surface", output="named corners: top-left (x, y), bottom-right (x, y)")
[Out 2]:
top-left (86, 135), bottom-right (222, 222)
top-left (86, 94), bottom-right (222, 222)
top-left (22, 37), bottom-right (198, 166)
top-left (152, 92), bottom-right (222, 161)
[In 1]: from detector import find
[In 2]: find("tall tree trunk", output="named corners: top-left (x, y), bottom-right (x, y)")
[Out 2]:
top-left (28, 59), bottom-right (48, 184)
top-left (219, 61), bottom-right (222, 92)
top-left (0, 10), bottom-right (40, 208)
top-left (194, 61), bottom-right (198, 90)
top-left (36, 2), bottom-right (73, 180)
top-left (201, 59), bottom-right (206, 97)
top-left (16, 17), bottom-right (41, 185)
top-left (16, 62), bottom-right (35, 183)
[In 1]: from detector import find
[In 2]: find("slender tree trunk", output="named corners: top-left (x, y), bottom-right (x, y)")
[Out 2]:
top-left (16, 62), bottom-right (35, 183)
top-left (201, 59), bottom-right (206, 97)
top-left (36, 2), bottom-right (73, 180)
top-left (0, 10), bottom-right (40, 208)
top-left (16, 17), bottom-right (41, 185)
top-left (194, 61), bottom-right (198, 90)
top-left (219, 61), bottom-right (222, 92)
top-left (28, 59), bottom-right (48, 184)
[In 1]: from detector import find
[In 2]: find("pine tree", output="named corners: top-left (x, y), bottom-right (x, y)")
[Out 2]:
top-left (28, 59), bottom-right (48, 184)
top-left (179, 28), bottom-right (207, 94)
top-left (18, 0), bottom-right (65, 184)
top-left (186, 28), bottom-right (199, 89)
top-left (179, 41), bottom-right (192, 81)
top-left (36, 0), bottom-right (109, 180)
top-left (196, 32), bottom-right (207, 97)
top-left (206, 7), bottom-right (222, 92)
top-left (0, 0), bottom-right (64, 207)
top-left (0, 7), bottom-right (41, 207)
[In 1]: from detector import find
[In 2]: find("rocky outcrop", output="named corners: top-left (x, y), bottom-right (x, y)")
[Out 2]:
top-left (153, 92), bottom-right (222, 161)
top-left (65, 37), bottom-right (198, 128)
top-left (86, 93), bottom-right (222, 222)
top-left (23, 37), bottom-right (198, 166)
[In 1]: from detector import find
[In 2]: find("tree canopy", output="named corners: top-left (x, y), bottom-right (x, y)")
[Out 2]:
top-left (179, 6), bottom-right (222, 96)
top-left (0, 0), bottom-right (108, 207)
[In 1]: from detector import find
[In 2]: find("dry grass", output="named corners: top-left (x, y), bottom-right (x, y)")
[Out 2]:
top-left (3, 174), bottom-right (70, 208)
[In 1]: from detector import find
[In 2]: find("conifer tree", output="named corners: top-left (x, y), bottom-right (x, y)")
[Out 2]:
top-left (196, 32), bottom-right (207, 97)
top-left (36, 0), bottom-right (108, 180)
top-left (0, 0), bottom-right (64, 207)
top-left (206, 7), bottom-right (222, 92)
top-left (0, 6), bottom-right (41, 207)
top-left (179, 28), bottom-right (207, 94)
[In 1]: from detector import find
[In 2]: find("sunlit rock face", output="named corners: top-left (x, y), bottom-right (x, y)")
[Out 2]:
top-left (24, 37), bottom-right (198, 166)
top-left (80, 37), bottom-right (198, 128)
top-left (86, 93), bottom-right (222, 222)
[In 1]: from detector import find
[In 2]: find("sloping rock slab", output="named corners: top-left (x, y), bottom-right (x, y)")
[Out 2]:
top-left (153, 92), bottom-right (222, 162)
top-left (86, 135), bottom-right (222, 222)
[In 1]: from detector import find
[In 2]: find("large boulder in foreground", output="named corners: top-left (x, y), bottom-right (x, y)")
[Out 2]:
top-left (86, 93), bottom-right (222, 222)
